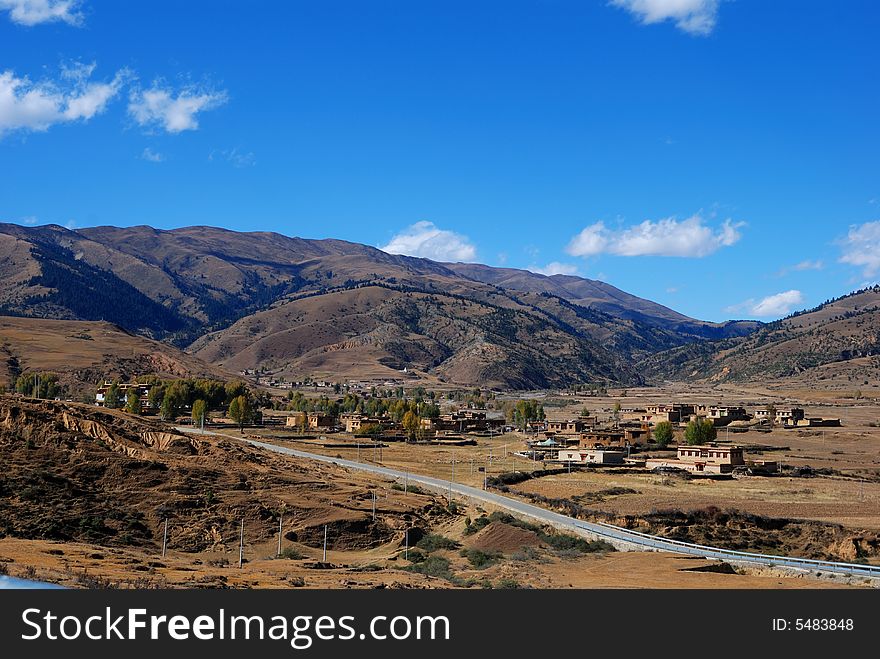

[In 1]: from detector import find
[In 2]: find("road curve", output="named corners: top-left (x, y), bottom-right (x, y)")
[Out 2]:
top-left (177, 428), bottom-right (880, 581)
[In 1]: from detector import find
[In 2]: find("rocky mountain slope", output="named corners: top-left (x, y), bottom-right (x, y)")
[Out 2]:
top-left (642, 286), bottom-right (880, 385)
top-left (0, 396), bottom-right (456, 587)
top-left (0, 222), bottom-right (761, 388)
top-left (0, 316), bottom-right (233, 399)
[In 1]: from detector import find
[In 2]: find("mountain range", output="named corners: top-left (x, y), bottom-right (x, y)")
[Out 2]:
top-left (12, 222), bottom-right (870, 391)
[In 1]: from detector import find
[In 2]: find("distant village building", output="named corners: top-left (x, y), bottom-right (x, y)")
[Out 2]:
top-left (422, 410), bottom-right (504, 434)
top-left (646, 445), bottom-right (745, 474)
top-left (547, 419), bottom-right (590, 434)
top-left (579, 427), bottom-right (647, 448)
top-left (755, 407), bottom-right (805, 425)
top-left (307, 412), bottom-right (335, 429)
top-left (557, 448), bottom-right (626, 465)
top-left (342, 413), bottom-right (393, 434)
top-left (696, 405), bottom-right (750, 426)
top-left (642, 404), bottom-right (695, 425)
top-left (579, 430), bottom-right (625, 448)
top-left (95, 381), bottom-right (154, 413)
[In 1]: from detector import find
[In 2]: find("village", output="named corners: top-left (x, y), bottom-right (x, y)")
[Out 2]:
top-left (90, 378), bottom-right (844, 479)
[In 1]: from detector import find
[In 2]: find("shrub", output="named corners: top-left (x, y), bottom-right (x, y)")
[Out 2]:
top-left (542, 532), bottom-right (615, 555)
top-left (278, 547), bottom-right (304, 560)
top-left (653, 421), bottom-right (674, 447)
top-left (416, 534), bottom-right (460, 552)
top-left (460, 548), bottom-right (501, 569)
top-left (496, 578), bottom-right (521, 589)
top-left (487, 471), bottom-right (533, 487)
top-left (391, 483), bottom-right (427, 495)
top-left (684, 419), bottom-right (717, 445)
top-left (405, 549), bottom-right (427, 564)
top-left (404, 555), bottom-right (460, 583)
top-left (510, 546), bottom-right (542, 562)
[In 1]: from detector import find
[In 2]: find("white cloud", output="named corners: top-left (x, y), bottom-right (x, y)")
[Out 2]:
top-left (0, 64), bottom-right (127, 136)
top-left (140, 147), bottom-right (164, 163)
top-left (726, 290), bottom-right (804, 318)
top-left (0, 0), bottom-right (82, 26)
top-left (792, 259), bottom-right (824, 271)
top-left (380, 221), bottom-right (477, 262)
top-left (566, 214), bottom-right (741, 259)
top-left (20, 215), bottom-right (39, 225)
top-left (777, 259), bottom-right (824, 277)
top-left (839, 221), bottom-right (880, 277)
top-left (610, 0), bottom-right (720, 36)
top-left (128, 83), bottom-right (228, 134)
top-left (209, 147), bottom-right (255, 168)
top-left (528, 262), bottom-right (580, 276)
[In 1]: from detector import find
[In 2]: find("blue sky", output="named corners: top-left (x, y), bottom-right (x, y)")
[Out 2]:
top-left (1, 0), bottom-right (878, 322)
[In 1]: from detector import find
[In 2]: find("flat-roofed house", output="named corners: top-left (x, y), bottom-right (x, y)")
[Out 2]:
top-left (755, 407), bottom-right (805, 425)
top-left (646, 445), bottom-right (745, 474)
top-left (95, 381), bottom-right (154, 414)
top-left (579, 430), bottom-right (626, 448)
top-left (695, 405), bottom-right (750, 426)
top-left (547, 419), bottom-right (589, 434)
top-left (557, 449), bottom-right (625, 465)
top-left (642, 404), bottom-right (695, 425)
top-left (307, 412), bottom-right (335, 429)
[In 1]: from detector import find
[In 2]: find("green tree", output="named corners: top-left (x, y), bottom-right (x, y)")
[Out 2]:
top-left (16, 372), bottom-right (60, 399)
top-left (229, 394), bottom-right (252, 431)
top-left (510, 400), bottom-right (544, 430)
top-left (225, 379), bottom-right (247, 403)
top-left (104, 382), bottom-right (121, 409)
top-left (192, 399), bottom-right (207, 427)
top-left (684, 419), bottom-right (717, 446)
top-left (159, 381), bottom-right (189, 420)
top-left (148, 383), bottom-right (166, 412)
top-left (653, 421), bottom-right (674, 448)
top-left (765, 404), bottom-right (777, 426)
top-left (402, 410), bottom-right (420, 441)
top-left (125, 388), bottom-right (141, 414)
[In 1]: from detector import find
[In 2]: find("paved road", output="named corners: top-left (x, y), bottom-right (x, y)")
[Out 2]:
top-left (178, 427), bottom-right (880, 581)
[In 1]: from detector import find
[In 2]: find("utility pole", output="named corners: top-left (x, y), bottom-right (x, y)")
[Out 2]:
top-left (372, 490), bottom-right (376, 520)
top-left (322, 524), bottom-right (328, 562)
top-left (404, 471), bottom-right (408, 493)
top-left (404, 528), bottom-right (409, 561)
top-left (238, 519), bottom-right (244, 568)
top-left (357, 442), bottom-right (360, 462)
top-left (162, 518), bottom-right (168, 558)
top-left (277, 516), bottom-right (283, 557)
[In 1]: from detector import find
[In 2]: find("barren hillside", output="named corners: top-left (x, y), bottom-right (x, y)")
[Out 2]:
top-left (642, 286), bottom-right (880, 386)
